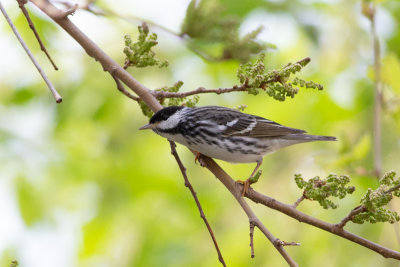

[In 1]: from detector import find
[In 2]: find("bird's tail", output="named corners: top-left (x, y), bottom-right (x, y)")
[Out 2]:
top-left (282, 134), bottom-right (337, 141)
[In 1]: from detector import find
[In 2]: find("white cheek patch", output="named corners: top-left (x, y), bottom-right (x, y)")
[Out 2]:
top-left (158, 110), bottom-right (183, 130)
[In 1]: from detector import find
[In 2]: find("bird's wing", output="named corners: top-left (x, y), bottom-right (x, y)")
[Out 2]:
top-left (222, 116), bottom-right (306, 137)
top-left (193, 106), bottom-right (306, 137)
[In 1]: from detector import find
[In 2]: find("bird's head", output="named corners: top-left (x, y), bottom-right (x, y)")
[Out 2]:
top-left (139, 106), bottom-right (186, 131)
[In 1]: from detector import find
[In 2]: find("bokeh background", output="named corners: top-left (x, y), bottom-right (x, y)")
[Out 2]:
top-left (1, 0), bottom-right (400, 266)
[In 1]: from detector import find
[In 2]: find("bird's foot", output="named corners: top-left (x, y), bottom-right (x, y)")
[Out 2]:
top-left (237, 170), bottom-right (262, 196)
top-left (194, 151), bottom-right (201, 164)
top-left (194, 151), bottom-right (206, 167)
top-left (236, 179), bottom-right (251, 196)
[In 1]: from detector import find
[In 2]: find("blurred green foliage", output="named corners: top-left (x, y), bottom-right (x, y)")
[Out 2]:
top-left (2, 0), bottom-right (400, 267)
top-left (182, 0), bottom-right (272, 62)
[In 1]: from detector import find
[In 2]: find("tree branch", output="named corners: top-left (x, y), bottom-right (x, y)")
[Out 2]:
top-left (245, 188), bottom-right (400, 259)
top-left (27, 0), bottom-right (400, 264)
top-left (30, 0), bottom-right (160, 111)
top-left (336, 205), bottom-right (367, 229)
top-left (17, 0), bottom-right (59, 70)
top-left (111, 74), bottom-right (140, 102)
top-left (198, 156), bottom-right (299, 266)
top-left (249, 221), bottom-right (255, 258)
top-left (169, 141), bottom-right (226, 267)
top-left (152, 85), bottom-right (248, 99)
top-left (335, 183), bottom-right (400, 230)
top-left (385, 183), bottom-right (400, 194)
top-left (278, 241), bottom-right (301, 247)
top-left (1, 0), bottom-right (62, 103)
top-left (292, 195), bottom-right (305, 208)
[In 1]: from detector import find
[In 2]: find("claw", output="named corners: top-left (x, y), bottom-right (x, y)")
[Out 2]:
top-left (237, 179), bottom-right (251, 196)
top-left (194, 151), bottom-right (201, 164)
top-left (237, 170), bottom-right (262, 196)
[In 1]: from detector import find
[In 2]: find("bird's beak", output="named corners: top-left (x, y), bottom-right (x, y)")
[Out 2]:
top-left (139, 123), bottom-right (155, 130)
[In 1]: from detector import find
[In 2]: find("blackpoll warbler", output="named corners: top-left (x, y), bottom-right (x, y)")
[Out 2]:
top-left (140, 106), bottom-right (336, 194)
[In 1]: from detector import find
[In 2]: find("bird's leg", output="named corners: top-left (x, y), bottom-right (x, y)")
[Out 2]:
top-left (237, 160), bottom-right (263, 196)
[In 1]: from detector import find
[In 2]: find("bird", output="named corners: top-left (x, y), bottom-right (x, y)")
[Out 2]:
top-left (139, 105), bottom-right (336, 195)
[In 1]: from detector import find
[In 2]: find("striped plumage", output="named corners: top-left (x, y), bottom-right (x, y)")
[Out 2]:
top-left (140, 105), bottom-right (336, 191)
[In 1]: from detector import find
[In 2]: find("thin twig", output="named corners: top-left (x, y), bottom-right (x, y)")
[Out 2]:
top-left (336, 184), bottom-right (400, 229)
top-left (276, 240), bottom-right (301, 247)
top-left (111, 74), bottom-right (140, 101)
top-left (243, 198), bottom-right (298, 266)
top-left (30, 0), bottom-right (160, 110)
top-left (246, 187), bottom-right (400, 259)
top-left (199, 155), bottom-right (299, 267)
top-left (336, 205), bottom-right (367, 229)
top-left (249, 221), bottom-right (255, 258)
top-left (153, 85), bottom-right (248, 99)
top-left (63, 3), bottom-right (78, 17)
top-left (17, 0), bottom-right (59, 70)
top-left (169, 142), bottom-right (226, 267)
top-left (1, 1), bottom-right (62, 103)
top-left (29, 0), bottom-right (400, 263)
top-left (385, 183), bottom-right (400, 194)
top-left (292, 195), bottom-right (305, 208)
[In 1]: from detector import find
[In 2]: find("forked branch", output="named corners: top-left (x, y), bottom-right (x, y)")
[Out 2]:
top-left (27, 0), bottom-right (400, 264)
top-left (169, 142), bottom-right (226, 267)
top-left (246, 187), bottom-right (400, 259)
top-left (1, 1), bottom-right (61, 103)
top-left (17, 0), bottom-right (59, 70)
